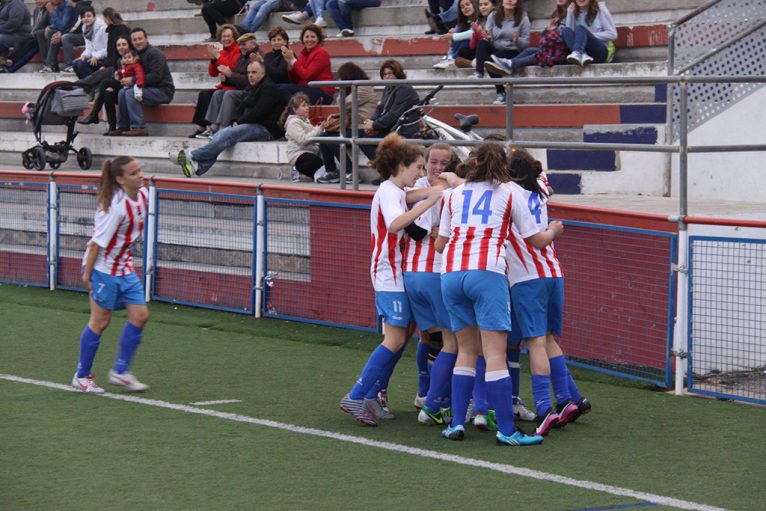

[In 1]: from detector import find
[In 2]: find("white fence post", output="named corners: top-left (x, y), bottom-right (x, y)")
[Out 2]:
top-left (48, 176), bottom-right (57, 291)
top-left (254, 192), bottom-right (265, 318)
top-left (144, 181), bottom-right (157, 303)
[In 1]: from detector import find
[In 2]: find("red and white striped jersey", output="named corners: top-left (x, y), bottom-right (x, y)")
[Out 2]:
top-left (86, 187), bottom-right (148, 276)
top-left (505, 180), bottom-right (563, 285)
top-left (403, 176), bottom-right (442, 273)
top-left (370, 180), bottom-right (408, 292)
top-left (438, 181), bottom-right (536, 275)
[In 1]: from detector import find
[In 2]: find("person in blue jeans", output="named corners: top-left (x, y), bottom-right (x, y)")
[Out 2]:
top-left (39, 0), bottom-right (75, 72)
top-left (325, 0), bottom-right (381, 37)
top-left (561, 0), bottom-right (616, 66)
top-left (242, 0), bottom-right (281, 33)
top-left (109, 29), bottom-right (174, 136)
top-left (172, 61), bottom-right (287, 177)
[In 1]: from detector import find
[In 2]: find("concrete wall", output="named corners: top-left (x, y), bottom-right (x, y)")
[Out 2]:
top-left (671, 87), bottom-right (766, 204)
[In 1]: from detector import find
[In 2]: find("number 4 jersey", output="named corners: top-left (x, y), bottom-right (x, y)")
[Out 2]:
top-left (439, 181), bottom-right (539, 275)
top-left (505, 179), bottom-right (562, 286)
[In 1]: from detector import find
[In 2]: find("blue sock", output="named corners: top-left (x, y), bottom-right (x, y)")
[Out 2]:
top-left (506, 346), bottom-right (521, 403)
top-left (567, 368), bottom-right (583, 401)
top-left (451, 367), bottom-right (475, 428)
top-left (531, 374), bottom-right (552, 415)
top-left (113, 322), bottom-right (143, 374)
top-left (472, 356), bottom-right (487, 415)
top-left (549, 355), bottom-right (572, 404)
top-left (364, 346), bottom-right (405, 399)
top-left (416, 341), bottom-right (431, 398)
top-left (76, 325), bottom-right (101, 378)
top-left (350, 344), bottom-right (396, 400)
top-left (425, 351), bottom-right (456, 411)
top-left (486, 370), bottom-right (515, 436)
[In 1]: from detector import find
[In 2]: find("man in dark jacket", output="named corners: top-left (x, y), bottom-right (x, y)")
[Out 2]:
top-left (0, 0), bottom-right (31, 56)
top-left (110, 27), bottom-right (175, 136)
top-left (172, 60), bottom-right (286, 177)
top-left (0, 0), bottom-right (47, 72)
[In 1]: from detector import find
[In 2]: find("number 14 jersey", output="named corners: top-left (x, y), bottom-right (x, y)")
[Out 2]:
top-left (439, 181), bottom-right (538, 275)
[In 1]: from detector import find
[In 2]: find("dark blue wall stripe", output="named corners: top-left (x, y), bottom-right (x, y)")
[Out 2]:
top-left (620, 104), bottom-right (666, 124)
top-left (584, 126), bottom-right (658, 145)
top-left (547, 173), bottom-right (582, 194)
top-left (547, 150), bottom-right (616, 171)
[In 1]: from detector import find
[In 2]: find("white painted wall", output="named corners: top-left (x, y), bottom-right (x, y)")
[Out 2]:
top-left (671, 87), bottom-right (766, 204)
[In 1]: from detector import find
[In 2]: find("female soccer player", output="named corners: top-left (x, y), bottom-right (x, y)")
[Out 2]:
top-left (435, 142), bottom-right (559, 446)
top-left (339, 134), bottom-right (442, 426)
top-left (504, 148), bottom-right (589, 436)
top-left (71, 156), bottom-right (150, 394)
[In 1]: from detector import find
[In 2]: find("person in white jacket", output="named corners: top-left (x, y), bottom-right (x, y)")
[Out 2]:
top-left (281, 92), bottom-right (335, 182)
top-left (71, 5), bottom-right (107, 79)
top-left (561, 0), bottom-right (617, 66)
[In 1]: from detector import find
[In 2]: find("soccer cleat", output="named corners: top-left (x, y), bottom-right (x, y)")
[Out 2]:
top-left (566, 51), bottom-right (583, 66)
top-left (496, 428), bottom-right (544, 446)
top-left (513, 398), bottom-right (537, 422)
top-left (364, 397), bottom-right (395, 420)
top-left (535, 408), bottom-right (560, 436)
top-left (433, 57), bottom-right (455, 70)
top-left (413, 394), bottom-right (426, 409)
top-left (441, 424), bottom-right (465, 441)
top-left (72, 373), bottom-right (104, 394)
top-left (108, 369), bottom-right (149, 392)
top-left (376, 389), bottom-right (389, 409)
top-left (581, 52), bottom-right (594, 65)
top-left (473, 411), bottom-right (498, 432)
top-left (568, 396), bottom-right (592, 423)
top-left (340, 394), bottom-right (378, 426)
top-left (418, 404), bottom-right (447, 425)
top-left (555, 400), bottom-right (580, 427)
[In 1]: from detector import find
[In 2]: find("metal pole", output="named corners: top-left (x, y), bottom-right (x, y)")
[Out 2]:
top-left (144, 181), bottom-right (157, 302)
top-left (664, 26), bottom-right (676, 197)
top-left (350, 84), bottom-right (360, 191)
top-left (48, 175), bottom-right (57, 291)
top-left (673, 80), bottom-right (689, 396)
top-left (504, 82), bottom-right (513, 142)
top-left (338, 87), bottom-right (347, 190)
top-left (254, 190), bottom-right (265, 318)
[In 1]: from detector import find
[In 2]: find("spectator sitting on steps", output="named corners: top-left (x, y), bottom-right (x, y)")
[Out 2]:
top-left (0, 0), bottom-right (31, 59)
top-left (170, 60), bottom-right (286, 178)
top-left (106, 28), bottom-right (175, 137)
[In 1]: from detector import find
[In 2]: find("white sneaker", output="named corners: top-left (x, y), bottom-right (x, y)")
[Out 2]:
top-left (72, 373), bottom-right (105, 393)
top-left (339, 28), bottom-right (354, 37)
top-left (432, 57), bottom-right (454, 70)
top-left (581, 52), bottom-right (594, 65)
top-left (108, 369), bottom-right (149, 392)
top-left (567, 51), bottom-right (583, 66)
top-left (315, 16), bottom-right (327, 27)
top-left (513, 398), bottom-right (537, 421)
top-left (413, 394), bottom-right (426, 409)
top-left (493, 92), bottom-right (506, 105)
top-left (282, 11), bottom-right (309, 24)
top-left (469, 71), bottom-right (483, 79)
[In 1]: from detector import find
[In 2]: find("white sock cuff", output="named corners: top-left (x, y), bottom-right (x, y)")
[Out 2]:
top-left (507, 362), bottom-right (520, 369)
top-left (453, 366), bottom-right (476, 377)
top-left (485, 369), bottom-right (510, 382)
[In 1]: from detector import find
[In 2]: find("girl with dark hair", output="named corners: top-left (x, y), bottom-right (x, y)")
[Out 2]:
top-left (473, 0), bottom-right (530, 103)
top-left (282, 92), bottom-right (335, 182)
top-left (72, 156), bottom-right (151, 394)
top-left (339, 134), bottom-right (442, 427)
top-left (504, 148), bottom-right (589, 435)
top-left (432, 0), bottom-right (480, 70)
top-left (562, 0), bottom-right (616, 66)
top-left (433, 142), bottom-right (552, 446)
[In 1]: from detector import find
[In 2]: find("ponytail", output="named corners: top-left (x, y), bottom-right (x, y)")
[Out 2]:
top-left (465, 142), bottom-right (509, 184)
top-left (508, 147), bottom-right (545, 198)
top-left (97, 156), bottom-right (136, 212)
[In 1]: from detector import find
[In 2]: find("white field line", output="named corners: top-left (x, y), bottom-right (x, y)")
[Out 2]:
top-left (189, 399), bottom-right (243, 406)
top-left (1, 373), bottom-right (728, 511)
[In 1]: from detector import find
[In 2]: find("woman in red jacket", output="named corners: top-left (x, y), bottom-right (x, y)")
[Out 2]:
top-left (190, 24), bottom-right (241, 138)
top-left (278, 24), bottom-right (335, 105)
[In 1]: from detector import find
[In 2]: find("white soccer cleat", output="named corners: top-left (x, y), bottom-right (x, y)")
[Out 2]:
top-left (108, 369), bottom-right (149, 392)
top-left (413, 394), bottom-right (426, 409)
top-left (513, 398), bottom-right (537, 421)
top-left (72, 373), bottom-right (105, 394)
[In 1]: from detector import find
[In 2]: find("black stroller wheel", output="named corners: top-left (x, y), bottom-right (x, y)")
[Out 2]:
top-left (32, 147), bottom-right (46, 171)
top-left (22, 150), bottom-right (34, 169)
top-left (77, 147), bottom-right (93, 170)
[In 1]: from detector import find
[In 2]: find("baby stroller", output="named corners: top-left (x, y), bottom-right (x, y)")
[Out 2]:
top-left (21, 81), bottom-right (93, 170)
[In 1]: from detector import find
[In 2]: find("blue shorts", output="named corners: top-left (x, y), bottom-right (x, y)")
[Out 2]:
top-left (375, 291), bottom-right (412, 328)
top-left (403, 272), bottom-right (451, 331)
top-left (90, 269), bottom-right (146, 311)
top-left (441, 270), bottom-right (511, 333)
top-left (509, 277), bottom-right (564, 340)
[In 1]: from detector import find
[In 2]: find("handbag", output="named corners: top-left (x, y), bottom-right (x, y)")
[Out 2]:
top-left (51, 88), bottom-right (90, 117)
top-left (323, 115), bottom-right (341, 133)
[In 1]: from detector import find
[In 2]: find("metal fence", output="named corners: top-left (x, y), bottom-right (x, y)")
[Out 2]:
top-left (3, 171), bottom-right (766, 404)
top-left (0, 181), bottom-right (48, 287)
top-left (687, 234), bottom-right (766, 404)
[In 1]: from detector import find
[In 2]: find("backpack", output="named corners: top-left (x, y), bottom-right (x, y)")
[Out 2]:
top-left (534, 28), bottom-right (569, 67)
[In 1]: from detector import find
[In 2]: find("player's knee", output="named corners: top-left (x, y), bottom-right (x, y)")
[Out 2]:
top-left (131, 308), bottom-right (150, 327)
